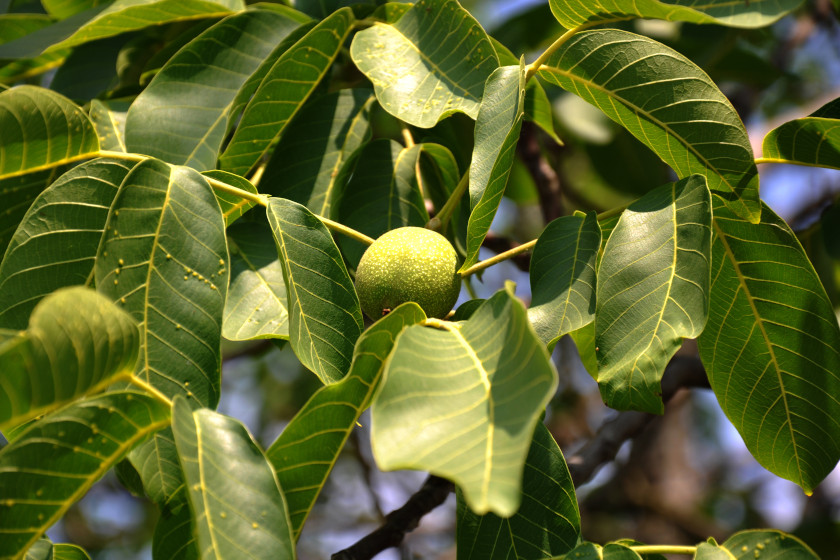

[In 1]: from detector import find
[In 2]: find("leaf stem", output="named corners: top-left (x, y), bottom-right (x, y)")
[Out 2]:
top-left (630, 545), bottom-right (697, 556)
top-left (754, 156), bottom-right (831, 170)
top-left (400, 122), bottom-right (415, 148)
top-left (128, 376), bottom-right (173, 407)
top-left (320, 215), bottom-right (376, 245)
top-left (459, 239), bottom-right (536, 277)
top-left (430, 171), bottom-right (469, 231)
top-left (525, 21), bottom-right (608, 80)
top-left (596, 203), bottom-right (627, 222)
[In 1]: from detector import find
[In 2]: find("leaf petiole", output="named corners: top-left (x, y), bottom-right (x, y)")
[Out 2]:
top-left (128, 376), bottom-right (173, 407)
top-left (525, 21), bottom-right (613, 80)
top-left (630, 545), bottom-right (697, 556)
top-left (430, 171), bottom-right (469, 231)
top-left (459, 239), bottom-right (536, 277)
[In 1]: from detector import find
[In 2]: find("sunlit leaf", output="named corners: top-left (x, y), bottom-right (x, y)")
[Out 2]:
top-left (596, 176), bottom-right (711, 414)
top-left (125, 9), bottom-right (304, 171)
top-left (0, 287), bottom-right (138, 431)
top-left (52, 544), bottom-right (92, 560)
top-left (350, 0), bottom-right (499, 128)
top-left (538, 29), bottom-right (760, 223)
top-left (697, 200), bottom-right (840, 493)
top-left (462, 61), bottom-right (525, 270)
top-left (0, 86), bottom-right (99, 179)
top-left (528, 212), bottom-right (601, 348)
top-left (261, 88), bottom-right (375, 218)
top-left (0, 158), bottom-right (136, 329)
top-left (762, 98), bottom-right (840, 170)
top-left (95, 158), bottom-right (228, 408)
top-left (372, 287), bottom-right (557, 516)
top-left (219, 8), bottom-right (355, 176)
top-left (698, 530), bottom-right (819, 560)
top-left (266, 197), bottom-right (363, 384)
top-left (0, 392), bottom-right (170, 558)
top-left (223, 220), bottom-right (289, 341)
top-left (202, 169), bottom-right (259, 227)
top-left (456, 423), bottom-right (580, 558)
top-left (551, 542), bottom-right (643, 560)
top-left (548, 0), bottom-right (802, 29)
top-left (267, 303), bottom-right (425, 537)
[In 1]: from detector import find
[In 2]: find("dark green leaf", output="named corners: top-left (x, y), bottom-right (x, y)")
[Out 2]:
top-left (538, 29), bottom-right (760, 223)
top-left (596, 176), bottom-right (711, 414)
top-left (266, 197), bottom-right (363, 384)
top-left (50, 35), bottom-right (124, 100)
top-left (219, 8), bottom-right (355, 176)
top-left (95, 158), bottom-right (228, 407)
top-left (202, 169), bottom-right (258, 227)
top-left (371, 287), bottom-right (557, 516)
top-left (0, 287), bottom-right (139, 431)
top-left (456, 423), bottom-right (580, 558)
top-left (89, 100), bottom-right (131, 152)
top-left (698, 199), bottom-right (840, 493)
top-left (0, 392), bottom-right (170, 558)
top-left (128, 428), bottom-right (183, 505)
top-left (152, 488), bottom-right (199, 560)
top-left (0, 167), bottom-right (65, 257)
top-left (350, 0), bottom-right (499, 128)
top-left (0, 14), bottom-right (67, 83)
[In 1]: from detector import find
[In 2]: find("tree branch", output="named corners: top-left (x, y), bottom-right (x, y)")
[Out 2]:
top-left (517, 121), bottom-right (563, 223)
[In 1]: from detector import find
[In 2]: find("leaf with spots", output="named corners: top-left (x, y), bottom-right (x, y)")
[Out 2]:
top-left (596, 176), bottom-right (711, 414)
top-left (89, 100), bottom-right (130, 152)
top-left (267, 303), bottom-right (426, 538)
top-left (371, 286), bottom-right (557, 517)
top-left (171, 397), bottom-right (296, 559)
top-left (266, 197), bottom-right (363, 384)
top-left (456, 423), bottom-right (580, 558)
top-left (350, 0), bottom-right (499, 128)
top-left (219, 8), bottom-right (355, 176)
top-left (125, 9), bottom-right (305, 172)
top-left (95, 158), bottom-right (229, 408)
top-left (697, 200), bottom-right (840, 493)
top-left (696, 530), bottom-right (819, 560)
top-left (556, 542), bottom-right (644, 560)
top-left (761, 98), bottom-right (840, 170)
top-left (0, 392), bottom-right (170, 559)
top-left (223, 220), bottom-right (289, 341)
top-left (0, 287), bottom-right (139, 432)
top-left (202, 170), bottom-right (259, 227)
top-left (537, 29), bottom-right (760, 223)
top-left (0, 86), bottom-right (99, 180)
top-left (0, 158), bottom-right (137, 330)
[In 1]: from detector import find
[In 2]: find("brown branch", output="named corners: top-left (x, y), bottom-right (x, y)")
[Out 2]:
top-left (518, 120), bottom-right (563, 222)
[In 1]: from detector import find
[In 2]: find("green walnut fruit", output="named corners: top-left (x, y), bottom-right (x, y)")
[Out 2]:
top-left (355, 227), bottom-right (461, 319)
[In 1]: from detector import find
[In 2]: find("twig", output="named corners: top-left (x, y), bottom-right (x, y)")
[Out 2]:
top-left (518, 121), bottom-right (563, 222)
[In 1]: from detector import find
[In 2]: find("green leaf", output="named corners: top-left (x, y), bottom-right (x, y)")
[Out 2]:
top-left (596, 176), bottom-right (711, 414)
top-left (0, 392), bottom-right (170, 558)
top-left (267, 303), bottom-right (426, 538)
top-left (371, 287), bottom-right (558, 517)
top-left (0, 158), bottom-right (136, 329)
top-left (0, 167), bottom-right (66, 257)
top-left (548, 0), bottom-right (802, 29)
top-left (538, 29), bottom-right (760, 223)
top-left (0, 86), bottom-right (99, 179)
top-left (456, 423), bottom-right (580, 558)
top-left (219, 8), bottom-right (355, 176)
top-left (125, 9), bottom-right (304, 171)
top-left (552, 542), bottom-right (643, 560)
top-left (761, 98), bottom-right (840, 170)
top-left (418, 142), bottom-right (468, 256)
top-left (42, 0), bottom-right (108, 19)
top-left (49, 35), bottom-right (124, 101)
top-left (462, 61), bottom-right (526, 271)
top-left (152, 488), bottom-right (199, 560)
top-left (261, 88), bottom-right (375, 217)
top-left (707, 530), bottom-right (820, 560)
top-left (697, 200), bottom-right (840, 493)
top-left (528, 212), bottom-right (601, 348)
top-left (89, 100), bottom-right (130, 152)
top-left (46, 0), bottom-right (245, 52)
top-left (350, 0), bottom-right (499, 128)
top-left (23, 539), bottom-right (52, 560)
top-left (95, 158), bottom-right (228, 408)
top-left (265, 197), bottom-right (363, 384)
top-left (0, 14), bottom-right (68, 84)
top-left (202, 170), bottom-right (258, 227)
top-left (0, 287), bottom-right (139, 431)
top-left (223, 220), bottom-right (288, 341)
top-left (52, 544), bottom-right (92, 560)
top-left (336, 140), bottom-right (428, 267)
top-left (171, 397), bottom-right (296, 559)
top-left (128, 428), bottom-right (183, 505)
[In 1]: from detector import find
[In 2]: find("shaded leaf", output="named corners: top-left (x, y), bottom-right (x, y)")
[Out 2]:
top-left (223, 220), bottom-right (289, 341)
top-left (596, 176), bottom-right (711, 414)
top-left (538, 29), bottom-right (760, 223)
top-left (697, 200), bottom-right (840, 493)
top-left (0, 158), bottom-right (136, 329)
top-left (52, 544), bottom-right (92, 560)
top-left (0, 392), bottom-right (170, 558)
top-left (336, 139), bottom-right (428, 267)
top-left (261, 88), bottom-right (374, 217)
top-left (456, 423), bottom-right (580, 559)
top-left (762, 98), bottom-right (840, 170)
top-left (42, 0), bottom-right (108, 19)
top-left (462, 61), bottom-right (526, 270)
top-left (171, 397), bottom-right (296, 559)
top-left (350, 0), bottom-right (499, 128)
top-left (89, 99), bottom-right (130, 152)
top-left (267, 303), bottom-right (425, 537)
top-left (219, 8), bottom-right (355, 176)
top-left (125, 9), bottom-right (304, 171)
top-left (528, 212), bottom-right (601, 348)
top-left (0, 167), bottom-right (66, 257)
top-left (550, 542), bottom-right (643, 560)
top-left (0, 14), bottom-right (67, 84)
top-left (0, 86), bottom-right (99, 179)
top-left (0, 287), bottom-right (138, 431)
top-left (49, 35), bottom-right (124, 101)
top-left (548, 0), bottom-right (802, 29)
top-left (266, 197), bottom-right (363, 384)
top-left (128, 428), bottom-right (183, 505)
top-left (152, 488), bottom-right (199, 560)
top-left (418, 142), bottom-right (468, 256)
top-left (202, 169), bottom-right (258, 227)
top-left (371, 287), bottom-right (558, 516)
top-left (95, 158), bottom-right (228, 408)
